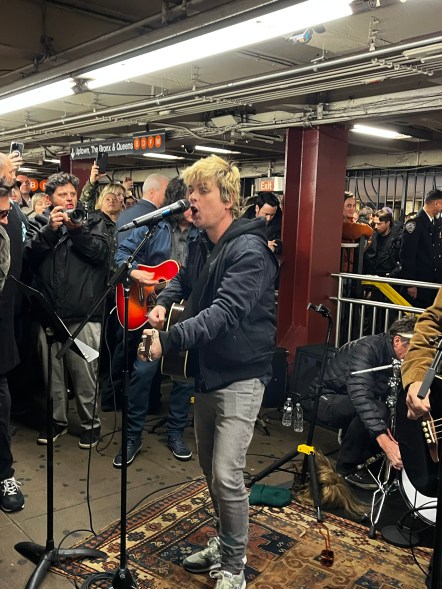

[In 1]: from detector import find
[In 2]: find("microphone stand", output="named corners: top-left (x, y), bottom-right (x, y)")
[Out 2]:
top-left (12, 280), bottom-right (106, 589)
top-left (246, 303), bottom-right (333, 523)
top-left (74, 224), bottom-right (159, 589)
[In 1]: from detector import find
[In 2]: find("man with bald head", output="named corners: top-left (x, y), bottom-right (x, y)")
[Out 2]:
top-left (116, 173), bottom-right (170, 245)
top-left (0, 152), bottom-right (26, 512)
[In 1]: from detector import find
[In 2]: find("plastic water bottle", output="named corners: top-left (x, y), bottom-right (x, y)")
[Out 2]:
top-left (282, 397), bottom-right (293, 427)
top-left (293, 403), bottom-right (304, 433)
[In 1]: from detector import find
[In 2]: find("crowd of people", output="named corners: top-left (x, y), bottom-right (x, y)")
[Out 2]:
top-left (0, 153), bottom-right (282, 589)
top-left (342, 189), bottom-right (442, 307)
top-left (1, 149), bottom-right (440, 588)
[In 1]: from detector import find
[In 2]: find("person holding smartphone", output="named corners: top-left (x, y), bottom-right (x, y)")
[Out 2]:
top-left (80, 160), bottom-right (127, 211)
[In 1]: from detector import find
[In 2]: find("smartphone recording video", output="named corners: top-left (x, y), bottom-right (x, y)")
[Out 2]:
top-left (10, 141), bottom-right (24, 156)
top-left (97, 152), bottom-right (108, 174)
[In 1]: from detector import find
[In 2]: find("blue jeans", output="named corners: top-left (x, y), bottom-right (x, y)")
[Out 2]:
top-left (194, 378), bottom-right (264, 574)
top-left (127, 356), bottom-right (193, 443)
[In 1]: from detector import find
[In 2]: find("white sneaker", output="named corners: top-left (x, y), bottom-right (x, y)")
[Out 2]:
top-left (210, 570), bottom-right (246, 589)
top-left (183, 537), bottom-right (222, 573)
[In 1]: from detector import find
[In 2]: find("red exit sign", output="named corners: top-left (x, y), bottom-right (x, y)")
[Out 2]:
top-left (258, 179), bottom-right (275, 191)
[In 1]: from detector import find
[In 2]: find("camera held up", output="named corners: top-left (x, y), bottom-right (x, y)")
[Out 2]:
top-left (65, 208), bottom-right (85, 224)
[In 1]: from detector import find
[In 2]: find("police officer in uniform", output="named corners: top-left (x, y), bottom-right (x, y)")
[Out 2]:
top-left (399, 188), bottom-right (442, 309)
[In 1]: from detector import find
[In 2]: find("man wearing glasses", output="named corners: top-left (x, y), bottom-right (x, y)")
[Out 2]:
top-left (0, 152), bottom-right (26, 512)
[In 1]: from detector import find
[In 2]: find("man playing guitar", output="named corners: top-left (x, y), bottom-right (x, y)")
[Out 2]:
top-left (140, 155), bottom-right (279, 589)
top-left (401, 286), bottom-right (442, 589)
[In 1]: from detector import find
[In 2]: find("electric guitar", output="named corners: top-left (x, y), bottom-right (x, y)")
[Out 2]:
top-left (116, 260), bottom-right (179, 331)
top-left (161, 302), bottom-right (195, 380)
top-left (395, 384), bottom-right (442, 498)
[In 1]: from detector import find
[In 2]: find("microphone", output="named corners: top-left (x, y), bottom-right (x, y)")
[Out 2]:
top-left (117, 199), bottom-right (190, 232)
top-left (307, 303), bottom-right (331, 317)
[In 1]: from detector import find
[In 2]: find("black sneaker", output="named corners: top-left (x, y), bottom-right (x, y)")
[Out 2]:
top-left (344, 468), bottom-right (378, 490)
top-left (0, 477), bottom-right (25, 512)
top-left (168, 434), bottom-right (192, 461)
top-left (37, 423), bottom-right (68, 445)
top-left (79, 427), bottom-right (101, 449)
top-left (113, 439), bottom-right (142, 468)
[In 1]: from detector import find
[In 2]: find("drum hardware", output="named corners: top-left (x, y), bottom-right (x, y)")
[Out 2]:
top-left (367, 359), bottom-right (402, 539)
top-left (381, 465), bottom-right (436, 547)
top-left (246, 303), bottom-right (334, 524)
top-left (351, 363), bottom-right (394, 375)
top-left (399, 467), bottom-right (437, 526)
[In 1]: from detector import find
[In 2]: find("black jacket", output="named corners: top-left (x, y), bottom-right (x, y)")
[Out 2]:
top-left (363, 224), bottom-right (400, 277)
top-left (157, 217), bottom-right (279, 392)
top-left (24, 211), bottom-right (111, 323)
top-left (319, 332), bottom-right (397, 437)
top-left (400, 208), bottom-right (442, 283)
top-left (0, 203), bottom-right (26, 373)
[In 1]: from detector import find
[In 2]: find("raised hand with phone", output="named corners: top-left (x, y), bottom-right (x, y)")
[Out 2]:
top-left (8, 141), bottom-right (24, 174)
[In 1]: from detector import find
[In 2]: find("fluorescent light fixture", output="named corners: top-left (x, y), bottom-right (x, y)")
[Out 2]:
top-left (80, 0), bottom-right (352, 89)
top-left (194, 145), bottom-right (241, 155)
top-left (0, 79), bottom-right (76, 116)
top-left (44, 158), bottom-right (61, 164)
top-left (143, 153), bottom-right (185, 160)
top-left (403, 43), bottom-right (442, 59)
top-left (18, 167), bottom-right (39, 173)
top-left (351, 124), bottom-right (412, 140)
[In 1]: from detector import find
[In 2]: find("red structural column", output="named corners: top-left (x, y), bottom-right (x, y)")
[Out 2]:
top-left (277, 126), bottom-right (348, 355)
top-left (60, 154), bottom-right (93, 192)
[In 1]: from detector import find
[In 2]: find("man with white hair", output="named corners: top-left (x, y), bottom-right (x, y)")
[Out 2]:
top-left (100, 173), bottom-right (169, 413)
top-left (116, 173), bottom-right (169, 245)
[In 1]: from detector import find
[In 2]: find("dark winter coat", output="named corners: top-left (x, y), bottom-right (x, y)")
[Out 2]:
top-left (319, 332), bottom-right (397, 437)
top-left (157, 217), bottom-right (279, 392)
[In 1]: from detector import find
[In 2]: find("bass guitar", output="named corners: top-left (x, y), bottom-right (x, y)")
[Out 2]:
top-left (395, 385), bottom-right (442, 498)
top-left (161, 302), bottom-right (195, 380)
top-left (116, 260), bottom-right (179, 331)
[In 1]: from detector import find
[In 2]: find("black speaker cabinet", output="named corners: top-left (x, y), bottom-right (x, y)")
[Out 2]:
top-left (262, 347), bottom-right (288, 408)
top-left (291, 344), bottom-right (337, 408)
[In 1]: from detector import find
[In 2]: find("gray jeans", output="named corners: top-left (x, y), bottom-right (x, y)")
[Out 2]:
top-left (38, 322), bottom-right (101, 431)
top-left (194, 378), bottom-right (264, 574)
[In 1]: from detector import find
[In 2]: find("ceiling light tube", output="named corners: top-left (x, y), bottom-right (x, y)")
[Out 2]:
top-left (143, 153), bottom-right (185, 160)
top-left (80, 0), bottom-right (352, 89)
top-left (402, 43), bottom-right (442, 58)
top-left (194, 145), bottom-right (241, 155)
top-left (351, 124), bottom-right (412, 140)
top-left (0, 79), bottom-right (76, 116)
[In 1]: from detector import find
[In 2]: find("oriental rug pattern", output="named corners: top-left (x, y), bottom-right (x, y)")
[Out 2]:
top-left (53, 479), bottom-right (431, 588)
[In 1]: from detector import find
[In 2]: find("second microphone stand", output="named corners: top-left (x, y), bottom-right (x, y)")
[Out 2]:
top-left (246, 304), bottom-right (333, 523)
top-left (64, 225), bottom-right (161, 589)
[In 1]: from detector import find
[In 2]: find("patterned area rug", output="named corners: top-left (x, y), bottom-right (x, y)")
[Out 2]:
top-left (53, 479), bottom-right (431, 588)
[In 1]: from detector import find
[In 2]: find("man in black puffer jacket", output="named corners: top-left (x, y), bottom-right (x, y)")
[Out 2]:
top-left (25, 172), bottom-right (111, 451)
top-left (317, 316), bottom-right (416, 490)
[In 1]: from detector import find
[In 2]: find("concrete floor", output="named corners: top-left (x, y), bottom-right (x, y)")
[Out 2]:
top-left (0, 396), bottom-right (339, 589)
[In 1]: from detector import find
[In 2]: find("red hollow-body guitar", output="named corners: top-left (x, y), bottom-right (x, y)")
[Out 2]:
top-left (116, 260), bottom-right (179, 330)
